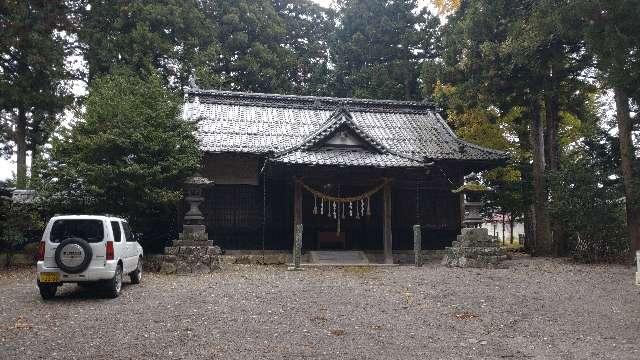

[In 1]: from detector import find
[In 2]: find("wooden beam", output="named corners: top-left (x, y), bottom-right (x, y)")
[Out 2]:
top-left (383, 181), bottom-right (393, 264)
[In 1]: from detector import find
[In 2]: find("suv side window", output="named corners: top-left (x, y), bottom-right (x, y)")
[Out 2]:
top-left (110, 221), bottom-right (122, 242)
top-left (122, 222), bottom-right (134, 242)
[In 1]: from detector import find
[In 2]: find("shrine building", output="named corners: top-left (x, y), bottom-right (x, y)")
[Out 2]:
top-left (183, 89), bottom-right (508, 263)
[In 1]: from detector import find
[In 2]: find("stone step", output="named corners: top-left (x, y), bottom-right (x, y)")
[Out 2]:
top-left (308, 251), bottom-right (369, 265)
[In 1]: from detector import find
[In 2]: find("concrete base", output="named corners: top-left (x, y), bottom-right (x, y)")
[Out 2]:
top-left (636, 272), bottom-right (640, 286)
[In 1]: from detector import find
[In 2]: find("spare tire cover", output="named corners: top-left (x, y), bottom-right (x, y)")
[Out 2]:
top-left (55, 237), bottom-right (93, 274)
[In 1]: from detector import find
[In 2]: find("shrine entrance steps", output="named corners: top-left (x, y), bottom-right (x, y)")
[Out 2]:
top-left (309, 251), bottom-right (369, 265)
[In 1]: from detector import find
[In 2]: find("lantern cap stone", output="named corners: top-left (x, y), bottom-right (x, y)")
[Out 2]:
top-left (184, 174), bottom-right (214, 186)
top-left (451, 182), bottom-right (491, 193)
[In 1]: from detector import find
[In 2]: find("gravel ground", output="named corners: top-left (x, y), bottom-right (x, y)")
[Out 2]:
top-left (0, 254), bottom-right (639, 360)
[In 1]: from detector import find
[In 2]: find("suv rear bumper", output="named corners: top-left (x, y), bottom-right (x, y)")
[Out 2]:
top-left (37, 261), bottom-right (118, 283)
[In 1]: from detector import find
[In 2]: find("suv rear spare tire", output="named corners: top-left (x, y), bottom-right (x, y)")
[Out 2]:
top-left (54, 237), bottom-right (93, 274)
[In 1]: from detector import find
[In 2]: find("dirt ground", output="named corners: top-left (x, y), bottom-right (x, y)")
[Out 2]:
top-left (0, 254), bottom-right (638, 360)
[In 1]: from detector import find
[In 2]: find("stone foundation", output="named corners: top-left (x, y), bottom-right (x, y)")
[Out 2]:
top-left (442, 228), bottom-right (508, 268)
top-left (160, 244), bottom-right (222, 274)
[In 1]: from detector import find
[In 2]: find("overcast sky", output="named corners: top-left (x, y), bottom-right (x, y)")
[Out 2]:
top-left (0, 0), bottom-right (440, 182)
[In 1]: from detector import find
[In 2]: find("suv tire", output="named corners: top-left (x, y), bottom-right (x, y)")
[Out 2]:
top-left (130, 258), bottom-right (142, 284)
top-left (106, 264), bottom-right (123, 298)
top-left (38, 282), bottom-right (57, 300)
top-left (55, 237), bottom-right (93, 274)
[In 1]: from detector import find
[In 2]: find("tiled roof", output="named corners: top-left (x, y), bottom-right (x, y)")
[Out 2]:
top-left (184, 89), bottom-right (508, 167)
top-left (276, 149), bottom-right (424, 168)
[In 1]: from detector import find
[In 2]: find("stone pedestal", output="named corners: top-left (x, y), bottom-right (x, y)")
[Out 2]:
top-left (442, 228), bottom-right (508, 268)
top-left (160, 244), bottom-right (222, 274)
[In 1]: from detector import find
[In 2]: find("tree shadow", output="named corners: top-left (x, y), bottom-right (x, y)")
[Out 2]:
top-left (39, 281), bottom-right (134, 302)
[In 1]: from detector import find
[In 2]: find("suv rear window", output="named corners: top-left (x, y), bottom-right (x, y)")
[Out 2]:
top-left (50, 219), bottom-right (105, 243)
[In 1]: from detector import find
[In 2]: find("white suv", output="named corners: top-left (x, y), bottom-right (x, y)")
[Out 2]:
top-left (36, 215), bottom-right (144, 299)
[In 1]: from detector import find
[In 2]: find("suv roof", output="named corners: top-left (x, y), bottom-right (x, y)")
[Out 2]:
top-left (50, 214), bottom-right (127, 222)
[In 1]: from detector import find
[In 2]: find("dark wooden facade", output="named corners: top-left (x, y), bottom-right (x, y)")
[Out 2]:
top-left (197, 153), bottom-right (463, 252)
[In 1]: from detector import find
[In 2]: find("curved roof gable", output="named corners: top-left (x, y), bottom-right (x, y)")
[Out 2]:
top-left (280, 107), bottom-right (389, 155)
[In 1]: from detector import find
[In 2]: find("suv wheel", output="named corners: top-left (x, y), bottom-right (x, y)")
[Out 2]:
top-left (130, 258), bottom-right (142, 284)
top-left (106, 264), bottom-right (123, 298)
top-left (38, 282), bottom-right (57, 300)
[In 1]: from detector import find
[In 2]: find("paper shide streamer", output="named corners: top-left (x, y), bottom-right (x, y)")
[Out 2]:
top-left (296, 178), bottom-right (390, 236)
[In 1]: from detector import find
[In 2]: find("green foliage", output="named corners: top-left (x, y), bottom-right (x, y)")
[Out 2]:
top-left (580, 0), bottom-right (640, 102)
top-left (548, 139), bottom-right (629, 262)
top-left (78, 0), bottom-right (220, 89)
top-left (433, 0), bottom-right (617, 257)
top-left (0, 200), bottom-right (44, 254)
top-left (273, 0), bottom-right (336, 96)
top-left (332, 0), bottom-right (440, 100)
top-left (0, 0), bottom-right (75, 187)
top-left (199, 0), bottom-right (294, 93)
top-left (38, 71), bottom-right (200, 251)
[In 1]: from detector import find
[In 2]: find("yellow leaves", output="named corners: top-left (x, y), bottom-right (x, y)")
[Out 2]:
top-left (432, 0), bottom-right (462, 15)
top-left (558, 111), bottom-right (583, 148)
top-left (14, 316), bottom-right (33, 330)
top-left (447, 107), bottom-right (511, 152)
top-left (434, 80), bottom-right (456, 97)
top-left (485, 165), bottom-right (521, 183)
top-left (445, 106), bottom-right (522, 184)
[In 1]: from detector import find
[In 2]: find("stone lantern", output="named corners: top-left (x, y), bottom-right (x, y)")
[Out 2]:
top-left (180, 174), bottom-right (214, 243)
top-left (452, 174), bottom-right (489, 228)
top-left (443, 175), bottom-right (507, 268)
top-left (160, 174), bottom-right (221, 274)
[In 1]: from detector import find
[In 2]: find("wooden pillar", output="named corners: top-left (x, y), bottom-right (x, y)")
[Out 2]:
top-left (291, 224), bottom-right (303, 270)
top-left (293, 177), bottom-right (302, 235)
top-left (413, 224), bottom-right (422, 267)
top-left (289, 177), bottom-right (304, 271)
top-left (383, 181), bottom-right (393, 264)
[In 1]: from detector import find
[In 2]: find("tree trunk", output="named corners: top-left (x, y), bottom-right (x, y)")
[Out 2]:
top-left (517, 123), bottom-right (534, 253)
top-left (544, 63), bottom-right (568, 256)
top-left (502, 213), bottom-right (506, 245)
top-left (30, 144), bottom-right (41, 188)
top-left (544, 65), bottom-right (561, 172)
top-left (524, 206), bottom-right (535, 252)
top-left (530, 100), bottom-right (553, 256)
top-left (613, 87), bottom-right (640, 258)
top-left (544, 97), bottom-right (560, 171)
top-left (15, 107), bottom-right (28, 189)
top-left (509, 216), bottom-right (515, 245)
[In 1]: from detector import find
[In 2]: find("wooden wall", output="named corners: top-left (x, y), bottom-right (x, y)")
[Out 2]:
top-left (201, 153), bottom-right (262, 185)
